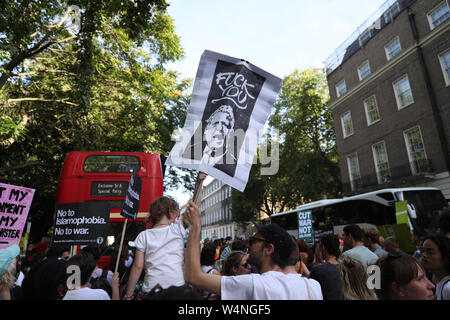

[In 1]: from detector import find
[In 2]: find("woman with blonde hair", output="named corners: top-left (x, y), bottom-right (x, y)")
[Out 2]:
top-left (340, 256), bottom-right (377, 300)
top-left (221, 251), bottom-right (252, 276)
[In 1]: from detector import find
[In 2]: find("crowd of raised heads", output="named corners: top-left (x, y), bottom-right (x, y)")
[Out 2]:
top-left (0, 197), bottom-right (449, 301)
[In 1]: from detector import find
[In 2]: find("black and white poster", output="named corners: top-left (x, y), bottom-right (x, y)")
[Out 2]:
top-left (51, 202), bottom-right (110, 246)
top-left (120, 173), bottom-right (142, 220)
top-left (166, 50), bottom-right (282, 191)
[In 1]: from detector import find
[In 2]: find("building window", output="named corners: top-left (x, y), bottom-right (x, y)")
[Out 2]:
top-left (427, 1), bottom-right (450, 30)
top-left (347, 153), bottom-right (361, 191)
top-left (372, 141), bottom-right (391, 184)
top-left (404, 126), bottom-right (428, 175)
top-left (439, 49), bottom-right (450, 86)
top-left (393, 75), bottom-right (414, 109)
top-left (358, 61), bottom-right (371, 81)
top-left (359, 29), bottom-right (371, 47)
top-left (384, 2), bottom-right (400, 23)
top-left (340, 111), bottom-right (354, 138)
top-left (385, 36), bottom-right (402, 60)
top-left (336, 80), bottom-right (347, 97)
top-left (364, 95), bottom-right (380, 125)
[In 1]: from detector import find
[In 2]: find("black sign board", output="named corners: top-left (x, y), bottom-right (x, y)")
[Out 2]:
top-left (91, 181), bottom-right (128, 197)
top-left (51, 202), bottom-right (110, 246)
top-left (120, 173), bottom-right (142, 220)
top-left (313, 224), bottom-right (334, 244)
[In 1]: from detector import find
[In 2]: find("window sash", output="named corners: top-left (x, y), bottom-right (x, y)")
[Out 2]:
top-left (440, 51), bottom-right (450, 85)
top-left (385, 3), bottom-right (400, 22)
top-left (374, 146), bottom-right (388, 166)
top-left (336, 80), bottom-right (347, 97)
top-left (347, 154), bottom-right (361, 190)
top-left (394, 76), bottom-right (413, 108)
top-left (444, 52), bottom-right (450, 75)
top-left (430, 2), bottom-right (450, 28)
top-left (372, 142), bottom-right (390, 184)
top-left (364, 96), bottom-right (380, 124)
top-left (358, 62), bottom-right (371, 80)
top-left (341, 112), bottom-right (353, 137)
top-left (359, 30), bottom-right (371, 46)
top-left (386, 39), bottom-right (401, 59)
top-left (404, 127), bottom-right (427, 174)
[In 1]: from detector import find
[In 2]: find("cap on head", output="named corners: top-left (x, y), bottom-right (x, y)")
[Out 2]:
top-left (0, 244), bottom-right (20, 277)
top-left (256, 223), bottom-right (293, 261)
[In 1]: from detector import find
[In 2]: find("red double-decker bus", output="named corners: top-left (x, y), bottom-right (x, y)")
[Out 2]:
top-left (54, 151), bottom-right (164, 266)
top-left (56, 151), bottom-right (164, 223)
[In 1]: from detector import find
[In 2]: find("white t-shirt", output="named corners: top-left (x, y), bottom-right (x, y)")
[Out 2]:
top-left (63, 287), bottom-right (110, 300)
top-left (134, 220), bottom-right (187, 292)
top-left (221, 271), bottom-right (323, 300)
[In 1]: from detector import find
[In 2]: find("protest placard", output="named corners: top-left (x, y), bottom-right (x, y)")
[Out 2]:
top-left (395, 200), bottom-right (409, 225)
top-left (377, 223), bottom-right (415, 253)
top-left (51, 202), bottom-right (110, 246)
top-left (120, 173), bottom-right (142, 221)
top-left (0, 183), bottom-right (35, 249)
top-left (166, 50), bottom-right (282, 191)
top-left (298, 210), bottom-right (313, 243)
top-left (313, 224), bottom-right (334, 244)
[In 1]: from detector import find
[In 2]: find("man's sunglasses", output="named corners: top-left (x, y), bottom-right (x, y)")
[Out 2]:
top-left (249, 236), bottom-right (270, 246)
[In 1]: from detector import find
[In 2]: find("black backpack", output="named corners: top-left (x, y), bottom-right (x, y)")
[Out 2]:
top-left (90, 269), bottom-right (112, 298)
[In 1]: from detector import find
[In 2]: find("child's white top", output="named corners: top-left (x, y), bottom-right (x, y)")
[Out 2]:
top-left (134, 219), bottom-right (187, 292)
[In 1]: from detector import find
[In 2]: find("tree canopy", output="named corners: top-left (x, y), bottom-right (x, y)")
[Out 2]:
top-left (0, 0), bottom-right (193, 242)
top-left (232, 68), bottom-right (341, 223)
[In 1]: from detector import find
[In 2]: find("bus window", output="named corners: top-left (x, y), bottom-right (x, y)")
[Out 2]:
top-left (403, 190), bottom-right (448, 233)
top-left (271, 212), bottom-right (298, 231)
top-left (376, 192), bottom-right (395, 202)
top-left (312, 200), bottom-right (396, 230)
top-left (84, 155), bottom-right (140, 173)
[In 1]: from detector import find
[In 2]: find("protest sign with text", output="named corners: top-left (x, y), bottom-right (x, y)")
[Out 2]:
top-left (0, 183), bottom-right (35, 248)
top-left (165, 50), bottom-right (282, 191)
top-left (120, 173), bottom-right (142, 220)
top-left (298, 210), bottom-right (313, 243)
top-left (51, 202), bottom-right (110, 246)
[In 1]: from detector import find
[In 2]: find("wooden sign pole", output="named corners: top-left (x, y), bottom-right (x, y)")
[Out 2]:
top-left (192, 172), bottom-right (206, 205)
top-left (114, 219), bottom-right (128, 273)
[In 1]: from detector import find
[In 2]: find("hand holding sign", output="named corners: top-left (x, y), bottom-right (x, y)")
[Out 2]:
top-left (115, 173), bottom-right (143, 273)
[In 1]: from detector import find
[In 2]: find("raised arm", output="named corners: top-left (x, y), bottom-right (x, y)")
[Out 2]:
top-left (183, 201), bottom-right (222, 295)
top-left (182, 172), bottom-right (207, 229)
top-left (123, 249), bottom-right (144, 300)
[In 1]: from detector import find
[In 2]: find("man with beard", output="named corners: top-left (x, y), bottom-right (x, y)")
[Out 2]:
top-left (183, 201), bottom-right (323, 300)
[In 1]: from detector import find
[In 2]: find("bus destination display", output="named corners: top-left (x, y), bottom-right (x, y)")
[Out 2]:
top-left (91, 181), bottom-right (128, 197)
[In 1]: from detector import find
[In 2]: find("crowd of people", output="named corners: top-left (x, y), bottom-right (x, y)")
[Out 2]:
top-left (0, 193), bottom-right (449, 301)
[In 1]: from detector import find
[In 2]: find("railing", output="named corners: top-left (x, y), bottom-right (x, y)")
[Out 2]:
top-left (324, 0), bottom-right (402, 74)
top-left (344, 158), bottom-right (434, 193)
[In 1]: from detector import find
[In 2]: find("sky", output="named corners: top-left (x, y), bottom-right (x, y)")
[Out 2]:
top-left (163, 0), bottom-right (388, 205)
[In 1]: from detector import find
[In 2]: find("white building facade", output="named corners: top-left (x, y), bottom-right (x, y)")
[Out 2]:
top-left (199, 178), bottom-right (237, 240)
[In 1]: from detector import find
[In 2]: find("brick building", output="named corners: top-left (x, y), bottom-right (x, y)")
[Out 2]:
top-left (325, 0), bottom-right (450, 198)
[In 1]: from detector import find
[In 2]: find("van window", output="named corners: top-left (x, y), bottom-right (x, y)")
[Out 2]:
top-left (83, 155), bottom-right (140, 173)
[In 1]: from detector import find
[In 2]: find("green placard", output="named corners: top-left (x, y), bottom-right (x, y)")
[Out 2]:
top-left (376, 223), bottom-right (415, 254)
top-left (298, 210), bottom-right (313, 242)
top-left (395, 200), bottom-right (408, 225)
